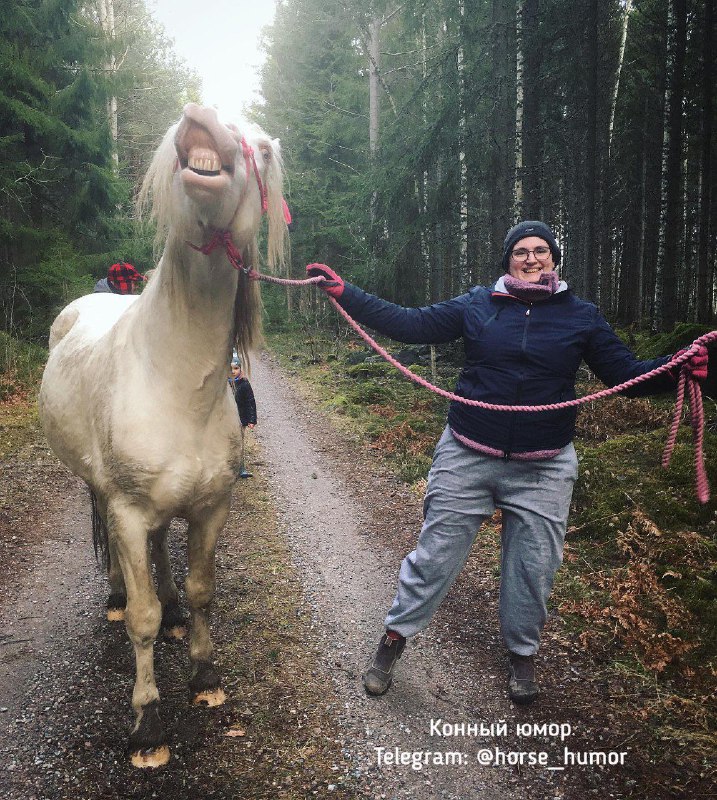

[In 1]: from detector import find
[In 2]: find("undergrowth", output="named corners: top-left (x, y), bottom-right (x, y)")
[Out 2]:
top-left (270, 320), bottom-right (456, 483)
top-left (0, 331), bottom-right (47, 400)
top-left (0, 332), bottom-right (46, 457)
top-left (266, 319), bottom-right (717, 760)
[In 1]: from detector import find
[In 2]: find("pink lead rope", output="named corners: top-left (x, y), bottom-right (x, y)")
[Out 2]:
top-left (185, 228), bottom-right (715, 504)
top-left (324, 293), bottom-right (712, 504)
top-left (249, 269), bottom-right (715, 504)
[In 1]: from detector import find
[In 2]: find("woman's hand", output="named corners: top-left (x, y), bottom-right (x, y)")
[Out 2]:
top-left (673, 345), bottom-right (709, 382)
top-left (306, 263), bottom-right (345, 298)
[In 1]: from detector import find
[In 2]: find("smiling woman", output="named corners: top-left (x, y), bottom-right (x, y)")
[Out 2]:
top-left (304, 215), bottom-right (704, 708)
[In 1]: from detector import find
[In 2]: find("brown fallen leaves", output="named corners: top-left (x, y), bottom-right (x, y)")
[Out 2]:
top-left (560, 508), bottom-right (708, 673)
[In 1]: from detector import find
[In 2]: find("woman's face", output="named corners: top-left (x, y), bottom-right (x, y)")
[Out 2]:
top-left (508, 236), bottom-right (555, 282)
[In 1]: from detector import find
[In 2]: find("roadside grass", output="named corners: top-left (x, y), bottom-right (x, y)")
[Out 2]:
top-left (0, 333), bottom-right (46, 458)
top-left (0, 331), bottom-right (46, 400)
top-left (266, 321), bottom-right (717, 770)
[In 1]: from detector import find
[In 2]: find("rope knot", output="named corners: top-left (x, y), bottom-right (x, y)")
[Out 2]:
top-left (186, 229), bottom-right (245, 271)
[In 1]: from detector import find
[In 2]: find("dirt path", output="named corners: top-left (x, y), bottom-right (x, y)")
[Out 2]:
top-left (252, 354), bottom-right (523, 800)
top-left (0, 354), bottom-right (669, 799)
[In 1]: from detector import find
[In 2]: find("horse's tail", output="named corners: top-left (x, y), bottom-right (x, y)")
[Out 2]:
top-left (90, 489), bottom-right (110, 572)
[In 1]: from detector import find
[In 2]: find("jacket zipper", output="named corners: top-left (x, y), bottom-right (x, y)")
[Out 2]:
top-left (506, 303), bottom-right (533, 459)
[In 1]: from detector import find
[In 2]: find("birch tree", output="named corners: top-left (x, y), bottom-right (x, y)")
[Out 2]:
top-left (98, 0), bottom-right (119, 169)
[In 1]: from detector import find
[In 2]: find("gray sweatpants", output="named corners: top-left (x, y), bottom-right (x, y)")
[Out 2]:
top-left (385, 426), bottom-right (578, 655)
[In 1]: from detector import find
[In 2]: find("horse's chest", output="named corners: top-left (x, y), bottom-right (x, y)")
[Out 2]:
top-left (111, 430), bottom-right (237, 511)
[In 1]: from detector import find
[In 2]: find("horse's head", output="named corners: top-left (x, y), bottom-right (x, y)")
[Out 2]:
top-left (138, 104), bottom-right (288, 272)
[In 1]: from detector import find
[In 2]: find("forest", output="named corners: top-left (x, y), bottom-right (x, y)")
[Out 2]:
top-left (1, 3), bottom-right (715, 792)
top-left (1, 0), bottom-right (715, 343)
top-left (0, 0), bottom-right (199, 344)
top-left (257, 0), bottom-right (716, 335)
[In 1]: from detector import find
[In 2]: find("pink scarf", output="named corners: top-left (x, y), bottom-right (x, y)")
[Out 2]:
top-left (502, 270), bottom-right (559, 301)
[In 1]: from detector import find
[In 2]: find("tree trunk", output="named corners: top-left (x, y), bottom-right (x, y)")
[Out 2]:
top-left (98, 0), bottom-right (118, 170)
top-left (519, 0), bottom-right (542, 218)
top-left (607, 0), bottom-right (633, 157)
top-left (368, 17), bottom-right (380, 157)
top-left (658, 0), bottom-right (687, 331)
top-left (458, 0), bottom-right (469, 288)
top-left (640, 0), bottom-right (670, 327)
top-left (601, 0), bottom-right (635, 318)
top-left (488, 0), bottom-right (517, 268)
top-left (696, 0), bottom-right (714, 323)
top-left (514, 0), bottom-right (523, 208)
top-left (583, 0), bottom-right (599, 303)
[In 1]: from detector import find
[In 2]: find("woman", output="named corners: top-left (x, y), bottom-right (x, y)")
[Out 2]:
top-left (307, 220), bottom-right (707, 704)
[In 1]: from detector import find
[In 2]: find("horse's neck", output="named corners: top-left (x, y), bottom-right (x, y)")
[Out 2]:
top-left (133, 237), bottom-right (238, 399)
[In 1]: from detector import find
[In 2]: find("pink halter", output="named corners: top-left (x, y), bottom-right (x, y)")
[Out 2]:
top-left (240, 136), bottom-right (268, 215)
top-left (185, 133), bottom-right (291, 270)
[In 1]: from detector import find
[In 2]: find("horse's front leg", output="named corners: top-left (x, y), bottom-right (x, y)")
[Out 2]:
top-left (109, 504), bottom-right (169, 768)
top-left (151, 527), bottom-right (187, 639)
top-left (186, 497), bottom-right (230, 707)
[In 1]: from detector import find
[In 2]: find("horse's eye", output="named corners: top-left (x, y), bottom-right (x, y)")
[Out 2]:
top-left (261, 149), bottom-right (271, 163)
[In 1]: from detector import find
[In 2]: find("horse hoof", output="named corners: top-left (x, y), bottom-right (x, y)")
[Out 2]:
top-left (162, 625), bottom-right (187, 640)
top-left (107, 593), bottom-right (126, 622)
top-left (130, 745), bottom-right (170, 769)
top-left (192, 688), bottom-right (226, 707)
top-left (160, 603), bottom-right (187, 640)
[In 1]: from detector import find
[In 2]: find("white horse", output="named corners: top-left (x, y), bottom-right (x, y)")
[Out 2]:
top-left (38, 103), bottom-right (288, 768)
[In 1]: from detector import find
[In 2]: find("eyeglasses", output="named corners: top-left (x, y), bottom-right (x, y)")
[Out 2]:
top-left (511, 246), bottom-right (552, 261)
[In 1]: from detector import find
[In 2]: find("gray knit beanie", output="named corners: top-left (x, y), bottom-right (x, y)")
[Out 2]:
top-left (502, 220), bottom-right (561, 272)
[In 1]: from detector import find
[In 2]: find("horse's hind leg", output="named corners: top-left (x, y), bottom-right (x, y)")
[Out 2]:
top-left (107, 538), bottom-right (127, 621)
top-left (150, 527), bottom-right (187, 640)
top-left (185, 498), bottom-right (230, 707)
top-left (109, 504), bottom-right (168, 768)
top-left (90, 490), bottom-right (126, 621)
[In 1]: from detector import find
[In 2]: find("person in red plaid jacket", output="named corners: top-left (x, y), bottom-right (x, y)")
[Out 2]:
top-left (93, 262), bottom-right (147, 295)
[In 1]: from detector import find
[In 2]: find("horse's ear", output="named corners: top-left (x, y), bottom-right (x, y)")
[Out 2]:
top-left (263, 137), bottom-right (289, 273)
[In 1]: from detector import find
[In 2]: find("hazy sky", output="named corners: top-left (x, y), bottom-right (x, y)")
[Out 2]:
top-left (149, 0), bottom-right (278, 122)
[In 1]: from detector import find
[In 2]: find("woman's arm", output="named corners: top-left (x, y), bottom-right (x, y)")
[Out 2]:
top-left (583, 311), bottom-right (674, 397)
top-left (307, 262), bottom-right (469, 344)
top-left (337, 283), bottom-right (470, 345)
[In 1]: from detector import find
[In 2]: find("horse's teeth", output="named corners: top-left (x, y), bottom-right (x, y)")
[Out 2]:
top-left (187, 148), bottom-right (221, 173)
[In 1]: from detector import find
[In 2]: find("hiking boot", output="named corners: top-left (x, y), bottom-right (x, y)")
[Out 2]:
top-left (362, 633), bottom-right (406, 696)
top-left (508, 652), bottom-right (539, 705)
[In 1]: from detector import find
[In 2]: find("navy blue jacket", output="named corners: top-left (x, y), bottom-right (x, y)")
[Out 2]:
top-left (338, 282), bottom-right (673, 455)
